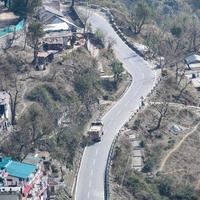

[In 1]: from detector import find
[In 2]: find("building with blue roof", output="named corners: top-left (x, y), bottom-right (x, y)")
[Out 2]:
top-left (0, 158), bottom-right (37, 179)
top-left (5, 161), bottom-right (37, 179)
top-left (0, 157), bottom-right (12, 169)
top-left (0, 155), bottom-right (46, 199)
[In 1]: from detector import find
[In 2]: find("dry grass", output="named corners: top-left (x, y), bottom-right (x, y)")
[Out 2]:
top-left (163, 125), bottom-right (200, 187)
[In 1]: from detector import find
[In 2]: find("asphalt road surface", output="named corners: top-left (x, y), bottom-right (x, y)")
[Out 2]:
top-left (75, 9), bottom-right (156, 200)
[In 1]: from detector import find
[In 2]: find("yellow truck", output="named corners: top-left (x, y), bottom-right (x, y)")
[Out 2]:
top-left (88, 121), bottom-right (104, 142)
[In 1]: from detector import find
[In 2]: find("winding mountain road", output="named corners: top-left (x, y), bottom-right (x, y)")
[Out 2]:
top-left (75, 9), bottom-right (156, 200)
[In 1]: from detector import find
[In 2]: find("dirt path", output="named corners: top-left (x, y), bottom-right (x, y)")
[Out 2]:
top-left (20, 79), bottom-right (31, 116)
top-left (149, 101), bottom-right (200, 112)
top-left (157, 123), bottom-right (200, 172)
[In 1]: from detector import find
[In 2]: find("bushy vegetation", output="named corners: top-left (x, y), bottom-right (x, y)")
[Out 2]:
top-left (112, 135), bottom-right (200, 199)
top-left (123, 172), bottom-right (200, 200)
top-left (9, 0), bottom-right (42, 17)
top-left (89, 29), bottom-right (106, 48)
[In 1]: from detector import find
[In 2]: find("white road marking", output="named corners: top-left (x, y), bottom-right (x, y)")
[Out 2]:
top-left (91, 169), bottom-right (94, 176)
top-left (87, 192), bottom-right (90, 199)
top-left (74, 8), bottom-right (157, 200)
top-left (117, 109), bottom-right (123, 116)
top-left (92, 159), bottom-right (96, 166)
top-left (95, 149), bottom-right (99, 156)
top-left (89, 180), bottom-right (92, 188)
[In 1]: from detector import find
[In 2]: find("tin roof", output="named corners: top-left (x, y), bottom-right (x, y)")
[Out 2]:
top-left (5, 161), bottom-right (37, 179)
top-left (44, 22), bottom-right (69, 32)
top-left (23, 154), bottom-right (41, 166)
top-left (185, 54), bottom-right (200, 65)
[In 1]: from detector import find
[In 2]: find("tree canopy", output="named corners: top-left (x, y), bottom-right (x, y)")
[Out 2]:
top-left (11, 0), bottom-right (42, 17)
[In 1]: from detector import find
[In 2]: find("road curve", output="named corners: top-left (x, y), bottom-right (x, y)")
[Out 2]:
top-left (75, 9), bottom-right (156, 200)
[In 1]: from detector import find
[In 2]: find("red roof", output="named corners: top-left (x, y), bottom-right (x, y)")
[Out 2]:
top-left (23, 184), bottom-right (32, 194)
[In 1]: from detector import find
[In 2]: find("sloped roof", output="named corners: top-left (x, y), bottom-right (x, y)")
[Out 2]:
top-left (44, 22), bottom-right (69, 32)
top-left (58, 17), bottom-right (79, 29)
top-left (43, 0), bottom-right (61, 11)
top-left (42, 5), bottom-right (64, 18)
top-left (185, 54), bottom-right (200, 65)
top-left (0, 157), bottom-right (12, 169)
top-left (39, 5), bottom-right (64, 24)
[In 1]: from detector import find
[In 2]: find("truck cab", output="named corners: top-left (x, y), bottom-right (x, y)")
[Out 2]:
top-left (88, 121), bottom-right (104, 142)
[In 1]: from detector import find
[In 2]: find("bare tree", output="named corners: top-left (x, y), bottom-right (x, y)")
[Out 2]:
top-left (148, 102), bottom-right (169, 134)
top-left (107, 37), bottom-right (116, 52)
top-left (130, 1), bottom-right (151, 34)
top-left (8, 77), bottom-right (19, 125)
top-left (83, 2), bottom-right (92, 34)
top-left (176, 79), bottom-right (191, 99)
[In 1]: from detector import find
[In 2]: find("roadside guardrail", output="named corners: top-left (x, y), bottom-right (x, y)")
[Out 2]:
top-left (75, 3), bottom-right (162, 200)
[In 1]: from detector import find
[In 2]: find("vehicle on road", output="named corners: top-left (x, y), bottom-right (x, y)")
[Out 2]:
top-left (88, 120), bottom-right (104, 142)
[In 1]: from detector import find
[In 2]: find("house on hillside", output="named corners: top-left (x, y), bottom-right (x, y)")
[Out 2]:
top-left (35, 51), bottom-right (54, 70)
top-left (185, 54), bottom-right (200, 91)
top-left (39, 5), bottom-right (80, 32)
top-left (0, 155), bottom-right (48, 199)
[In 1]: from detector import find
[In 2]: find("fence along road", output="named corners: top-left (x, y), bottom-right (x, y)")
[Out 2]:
top-left (75, 8), bottom-right (156, 200)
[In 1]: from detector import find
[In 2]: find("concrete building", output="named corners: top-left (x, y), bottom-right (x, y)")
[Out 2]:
top-left (39, 5), bottom-right (80, 33)
top-left (132, 156), bottom-right (143, 171)
top-left (132, 149), bottom-right (143, 172)
top-left (0, 155), bottom-right (47, 200)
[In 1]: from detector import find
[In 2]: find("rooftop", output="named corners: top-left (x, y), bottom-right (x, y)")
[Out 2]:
top-left (133, 149), bottom-right (142, 157)
top-left (186, 63), bottom-right (200, 70)
top-left (44, 30), bottom-right (72, 38)
top-left (132, 156), bottom-right (143, 167)
top-left (0, 11), bottom-right (19, 28)
top-left (5, 161), bottom-right (37, 179)
top-left (43, 37), bottom-right (64, 44)
top-left (23, 154), bottom-right (42, 166)
top-left (185, 54), bottom-right (200, 65)
top-left (44, 22), bottom-right (69, 32)
top-left (37, 51), bottom-right (49, 58)
top-left (43, 0), bottom-right (61, 11)
top-left (0, 194), bottom-right (20, 200)
top-left (58, 17), bottom-right (79, 29)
